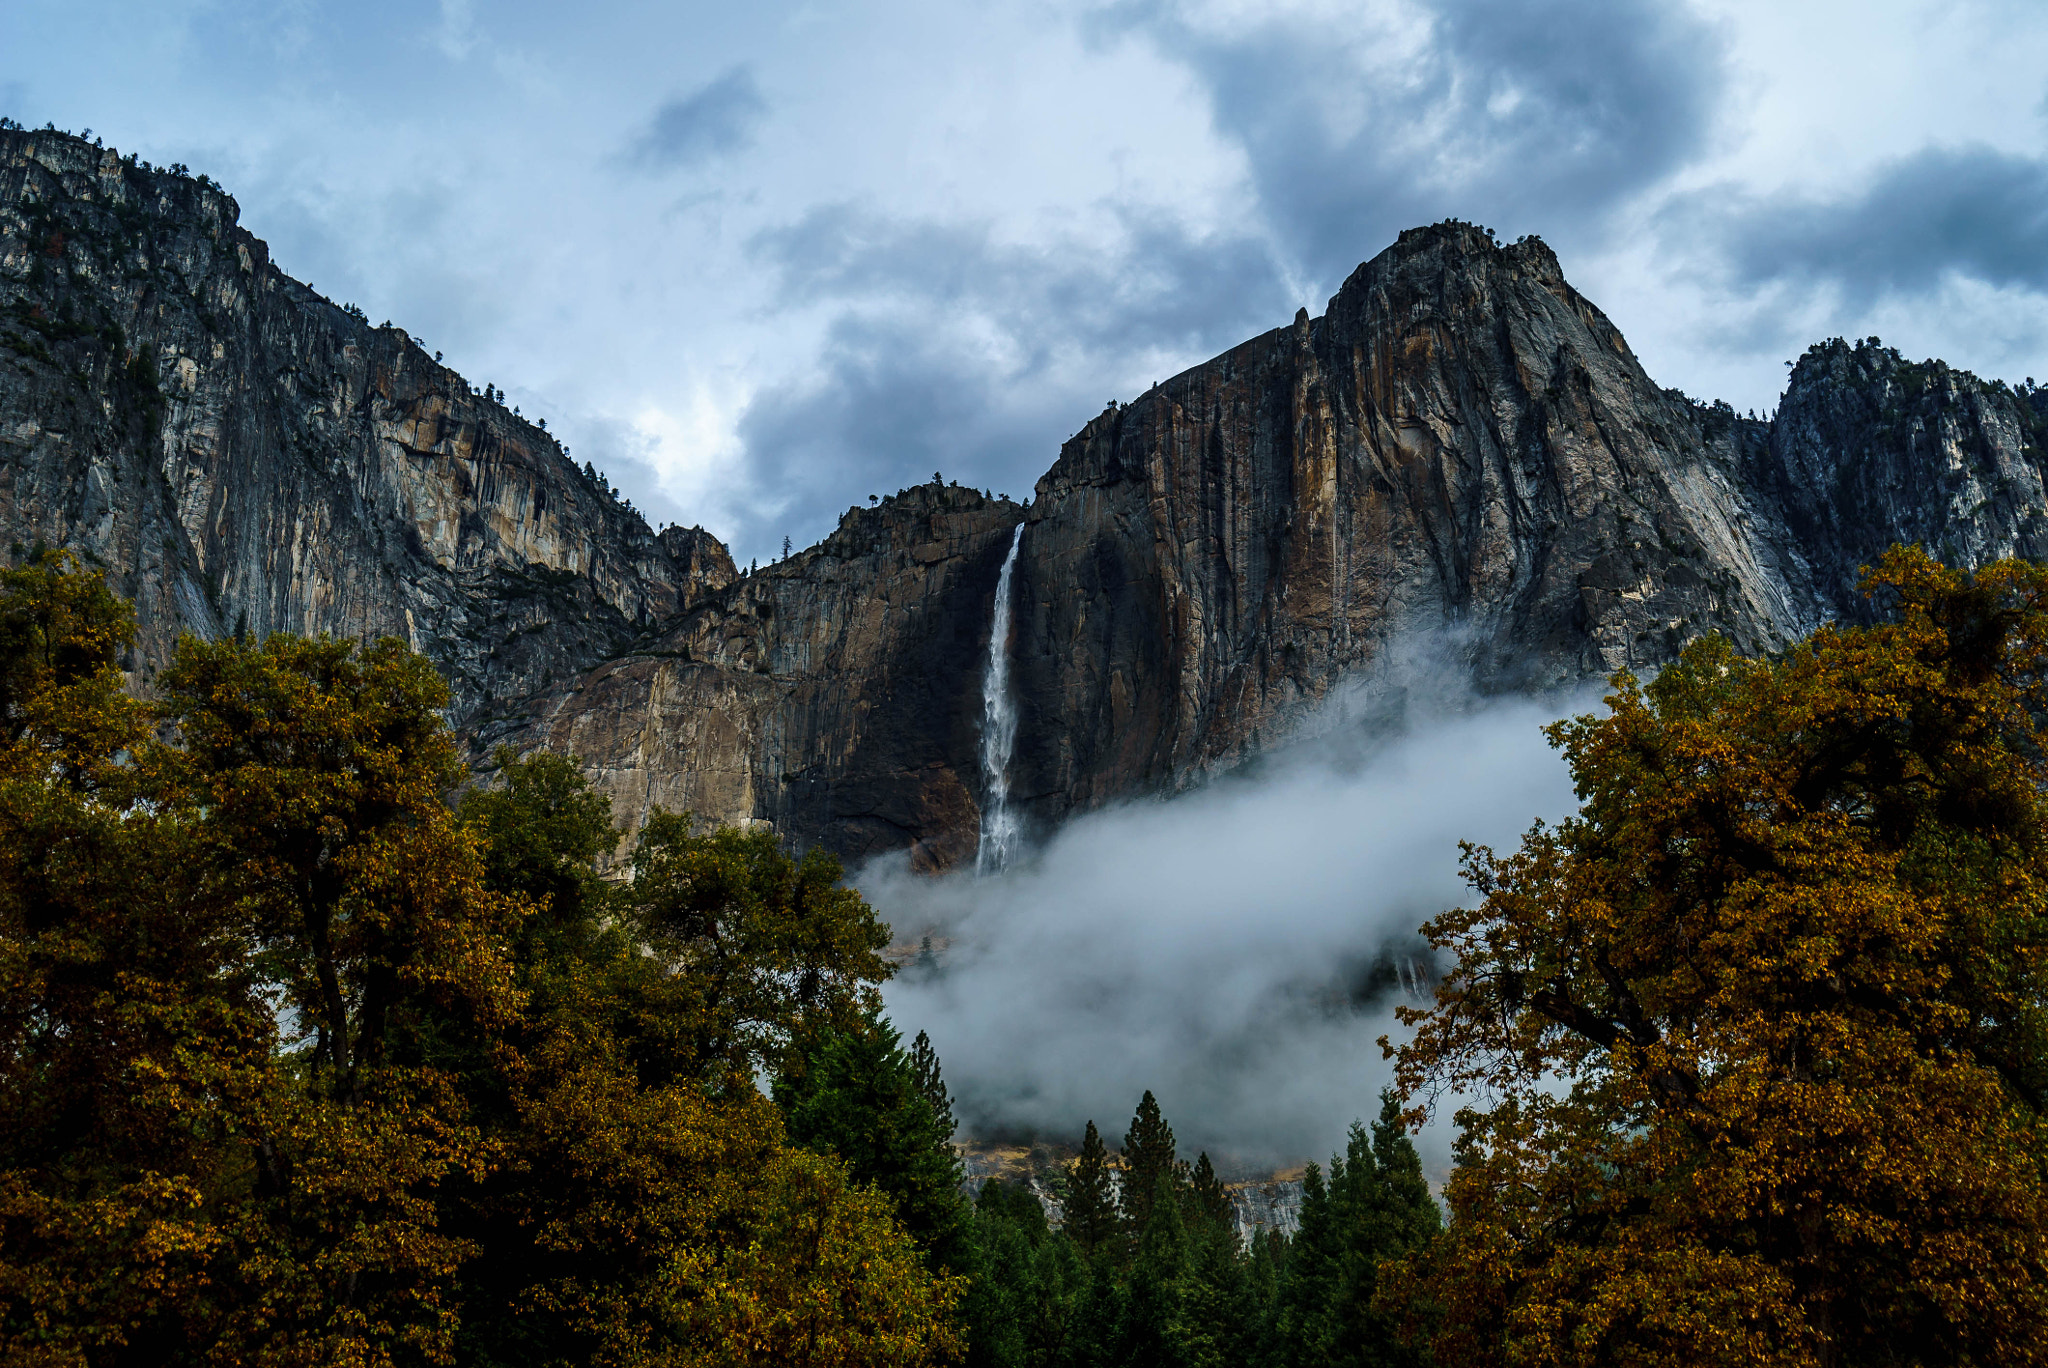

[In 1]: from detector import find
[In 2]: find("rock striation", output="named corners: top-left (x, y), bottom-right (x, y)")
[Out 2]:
top-left (8, 128), bottom-right (2048, 869)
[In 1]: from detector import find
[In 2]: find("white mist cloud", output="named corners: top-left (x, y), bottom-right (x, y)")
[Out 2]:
top-left (862, 673), bottom-right (1598, 1174)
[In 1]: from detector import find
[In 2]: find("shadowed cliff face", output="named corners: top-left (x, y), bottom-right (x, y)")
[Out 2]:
top-left (527, 226), bottom-right (2048, 861)
top-left (0, 127), bottom-right (726, 734)
top-left (1760, 337), bottom-right (2048, 621)
top-left (514, 484), bottom-right (1026, 869)
top-left (1001, 224), bottom-right (1821, 833)
top-left (9, 129), bottom-right (2048, 871)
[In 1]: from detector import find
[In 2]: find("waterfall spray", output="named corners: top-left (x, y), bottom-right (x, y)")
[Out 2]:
top-left (976, 523), bottom-right (1025, 875)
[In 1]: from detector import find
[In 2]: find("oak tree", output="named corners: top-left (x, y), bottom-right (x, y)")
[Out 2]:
top-left (1390, 546), bottom-right (2048, 1367)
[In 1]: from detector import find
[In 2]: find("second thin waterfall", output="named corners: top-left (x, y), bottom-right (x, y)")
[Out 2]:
top-left (976, 523), bottom-right (1026, 875)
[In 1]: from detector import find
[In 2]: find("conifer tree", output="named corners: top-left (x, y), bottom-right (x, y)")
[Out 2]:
top-left (1070, 1252), bottom-right (1127, 1367)
top-left (962, 1190), bottom-right (1034, 1368)
top-left (1121, 1090), bottom-right (1184, 1237)
top-left (1064, 1120), bottom-right (1121, 1256)
top-left (1275, 1161), bottom-right (1340, 1368)
top-left (910, 1027), bottom-right (955, 1141)
top-left (1118, 1171), bottom-right (1191, 1368)
top-left (776, 1009), bottom-right (970, 1270)
top-left (1190, 1150), bottom-right (1234, 1229)
top-left (1023, 1232), bottom-right (1087, 1365)
top-left (1183, 1196), bottom-right (1260, 1368)
top-left (1320, 1099), bottom-right (1439, 1368)
top-left (1246, 1229), bottom-right (1285, 1360)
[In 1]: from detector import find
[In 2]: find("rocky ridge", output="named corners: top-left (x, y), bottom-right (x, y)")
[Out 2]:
top-left (0, 124), bottom-right (726, 737)
top-left (519, 225), bottom-right (2048, 859)
top-left (7, 126), bottom-right (2048, 869)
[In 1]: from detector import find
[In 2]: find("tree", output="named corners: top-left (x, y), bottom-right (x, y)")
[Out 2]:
top-left (459, 746), bottom-right (617, 954)
top-left (1326, 1097), bottom-right (1438, 1368)
top-left (1389, 545), bottom-right (2048, 1367)
top-left (447, 748), bottom-right (959, 1367)
top-left (1122, 1090), bottom-right (1185, 1240)
top-left (775, 1009), bottom-right (970, 1270)
top-left (1182, 1156), bottom-right (1263, 1368)
top-left (676, 1144), bottom-right (965, 1367)
top-left (962, 1180), bottom-right (1057, 1368)
top-left (158, 631), bottom-right (526, 1099)
top-left (1064, 1121), bottom-right (1121, 1257)
top-left (1117, 1172), bottom-right (1191, 1368)
top-left (0, 555), bottom-right (266, 1366)
top-left (155, 631), bottom-right (528, 1362)
top-left (0, 558), bottom-right (965, 1368)
top-left (0, 549), bottom-right (144, 782)
top-left (910, 1028), bottom-right (956, 1141)
top-left (1190, 1151), bottom-right (1233, 1229)
top-left (1274, 1162), bottom-right (1339, 1368)
top-left (627, 809), bottom-right (891, 1078)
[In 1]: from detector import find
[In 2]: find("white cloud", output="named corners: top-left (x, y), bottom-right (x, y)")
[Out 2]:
top-left (864, 665), bottom-right (1594, 1170)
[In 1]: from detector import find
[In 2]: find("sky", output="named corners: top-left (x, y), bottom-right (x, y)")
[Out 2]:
top-left (7, 0), bottom-right (2046, 566)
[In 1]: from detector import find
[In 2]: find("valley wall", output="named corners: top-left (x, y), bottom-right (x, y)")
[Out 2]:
top-left (8, 128), bottom-right (2048, 868)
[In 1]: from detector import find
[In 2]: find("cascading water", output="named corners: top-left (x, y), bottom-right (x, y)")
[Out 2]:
top-left (976, 523), bottom-right (1026, 875)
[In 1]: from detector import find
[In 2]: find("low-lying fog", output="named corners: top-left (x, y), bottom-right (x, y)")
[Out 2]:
top-left (860, 669), bottom-right (1600, 1177)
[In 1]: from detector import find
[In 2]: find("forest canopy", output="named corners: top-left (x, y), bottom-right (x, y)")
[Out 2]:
top-left (4, 544), bottom-right (2047, 1368)
top-left (1389, 545), bottom-right (2048, 1367)
top-left (0, 551), bottom-right (953, 1368)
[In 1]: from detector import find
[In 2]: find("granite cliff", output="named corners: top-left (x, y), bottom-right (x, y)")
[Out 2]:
top-left (7, 126), bottom-right (2048, 869)
top-left (0, 124), bottom-right (729, 740)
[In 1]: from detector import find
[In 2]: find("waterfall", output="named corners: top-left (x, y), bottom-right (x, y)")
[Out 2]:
top-left (976, 523), bottom-right (1025, 875)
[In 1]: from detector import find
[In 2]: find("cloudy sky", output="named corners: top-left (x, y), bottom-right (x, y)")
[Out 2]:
top-left (7, 0), bottom-right (2046, 564)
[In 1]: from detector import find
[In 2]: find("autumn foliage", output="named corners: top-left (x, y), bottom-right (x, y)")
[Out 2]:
top-left (13, 543), bottom-right (2048, 1368)
top-left (1389, 546), bottom-right (2048, 1367)
top-left (0, 553), bottom-right (957, 1368)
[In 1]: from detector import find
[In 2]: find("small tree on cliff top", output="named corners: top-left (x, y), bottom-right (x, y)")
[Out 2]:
top-left (1388, 545), bottom-right (2048, 1367)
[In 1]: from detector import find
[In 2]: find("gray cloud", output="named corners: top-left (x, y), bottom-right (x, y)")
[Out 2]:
top-left (632, 65), bottom-right (767, 170)
top-left (1694, 145), bottom-right (2048, 303)
top-left (722, 0), bottom-right (1734, 558)
top-left (732, 203), bottom-right (1292, 553)
top-left (863, 660), bottom-right (1592, 1170)
top-left (1106, 0), bottom-right (1729, 283)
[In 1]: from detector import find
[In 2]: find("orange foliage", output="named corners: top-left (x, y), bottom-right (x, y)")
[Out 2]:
top-left (1388, 547), bottom-right (2048, 1367)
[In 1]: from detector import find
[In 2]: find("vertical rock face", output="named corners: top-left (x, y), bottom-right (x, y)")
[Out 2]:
top-left (9, 129), bottom-right (2048, 870)
top-left (0, 127), bottom-right (721, 733)
top-left (1001, 224), bottom-right (1820, 833)
top-left (1758, 337), bottom-right (2048, 620)
top-left (518, 484), bottom-right (1025, 868)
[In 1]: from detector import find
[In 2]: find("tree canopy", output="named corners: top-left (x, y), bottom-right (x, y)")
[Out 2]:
top-left (0, 553), bottom-right (958, 1368)
top-left (1389, 545), bottom-right (2048, 1367)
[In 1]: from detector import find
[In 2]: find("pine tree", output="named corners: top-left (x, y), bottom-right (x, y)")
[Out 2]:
top-left (909, 1028), bottom-right (955, 1143)
top-left (1121, 1090), bottom-right (1184, 1238)
top-left (963, 1190), bottom-right (1035, 1368)
top-left (1065, 1120), bottom-right (1121, 1257)
top-left (1024, 1232), bottom-right (1087, 1366)
top-left (1118, 1171), bottom-right (1191, 1368)
top-left (1343, 1092), bottom-right (1440, 1367)
top-left (1190, 1150), bottom-right (1233, 1229)
top-left (1183, 1193), bottom-right (1259, 1368)
top-left (1274, 1161), bottom-right (1339, 1368)
top-left (774, 1009), bottom-right (970, 1270)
